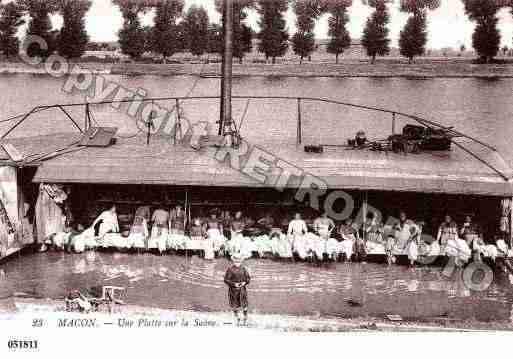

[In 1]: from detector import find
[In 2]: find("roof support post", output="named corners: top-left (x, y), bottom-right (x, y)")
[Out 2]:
top-left (392, 112), bottom-right (396, 135)
top-left (147, 109), bottom-right (156, 146)
top-left (85, 103), bottom-right (91, 131)
top-left (362, 191), bottom-right (368, 243)
top-left (297, 98), bottom-right (302, 145)
top-left (174, 99), bottom-right (182, 145)
top-left (510, 197), bottom-right (513, 248)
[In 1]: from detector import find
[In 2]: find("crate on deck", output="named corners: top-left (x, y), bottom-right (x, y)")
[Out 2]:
top-left (389, 125), bottom-right (452, 154)
top-left (402, 124), bottom-right (452, 151)
top-left (389, 135), bottom-right (420, 154)
top-left (79, 127), bottom-right (118, 147)
top-left (402, 124), bottom-right (426, 140)
top-left (304, 145), bottom-right (324, 154)
top-left (421, 130), bottom-right (452, 151)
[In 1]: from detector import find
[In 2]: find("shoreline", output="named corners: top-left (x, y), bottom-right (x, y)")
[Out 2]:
top-left (3, 60), bottom-right (513, 78)
top-left (5, 297), bottom-right (512, 332)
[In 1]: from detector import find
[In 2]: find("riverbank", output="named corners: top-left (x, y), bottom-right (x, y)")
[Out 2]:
top-left (113, 59), bottom-right (513, 78)
top-left (4, 58), bottom-right (513, 78)
top-left (4, 297), bottom-right (512, 332)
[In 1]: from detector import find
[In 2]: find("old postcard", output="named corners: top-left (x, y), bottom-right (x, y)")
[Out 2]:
top-left (1, 0), bottom-right (513, 356)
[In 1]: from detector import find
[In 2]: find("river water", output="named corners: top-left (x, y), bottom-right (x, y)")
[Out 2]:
top-left (2, 251), bottom-right (513, 324)
top-left (2, 74), bottom-right (513, 324)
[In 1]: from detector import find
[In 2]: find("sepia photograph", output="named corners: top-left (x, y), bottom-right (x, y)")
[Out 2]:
top-left (1, 0), bottom-right (513, 355)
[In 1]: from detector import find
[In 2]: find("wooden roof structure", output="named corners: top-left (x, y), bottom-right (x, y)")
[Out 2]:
top-left (3, 132), bottom-right (513, 197)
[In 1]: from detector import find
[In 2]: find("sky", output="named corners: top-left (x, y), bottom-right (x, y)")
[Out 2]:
top-left (14, 0), bottom-right (513, 49)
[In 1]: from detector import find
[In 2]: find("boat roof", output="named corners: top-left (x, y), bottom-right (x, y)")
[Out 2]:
top-left (3, 132), bottom-right (513, 197)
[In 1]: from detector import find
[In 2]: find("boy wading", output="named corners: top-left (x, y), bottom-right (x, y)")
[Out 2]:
top-left (224, 257), bottom-right (251, 326)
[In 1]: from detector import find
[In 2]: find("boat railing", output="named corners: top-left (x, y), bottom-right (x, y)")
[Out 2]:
top-left (0, 95), bottom-right (510, 180)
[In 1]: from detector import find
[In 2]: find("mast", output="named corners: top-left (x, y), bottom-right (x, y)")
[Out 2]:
top-left (219, 0), bottom-right (234, 142)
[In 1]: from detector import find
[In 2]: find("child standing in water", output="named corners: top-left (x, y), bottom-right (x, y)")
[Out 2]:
top-left (224, 257), bottom-right (251, 326)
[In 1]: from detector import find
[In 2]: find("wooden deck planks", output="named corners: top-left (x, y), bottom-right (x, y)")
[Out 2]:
top-left (6, 132), bottom-right (513, 196)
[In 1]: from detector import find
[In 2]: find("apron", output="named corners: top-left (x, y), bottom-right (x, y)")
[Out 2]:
top-left (148, 224), bottom-right (168, 252)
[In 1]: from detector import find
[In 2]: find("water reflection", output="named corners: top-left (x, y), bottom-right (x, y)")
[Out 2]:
top-left (2, 251), bottom-right (513, 322)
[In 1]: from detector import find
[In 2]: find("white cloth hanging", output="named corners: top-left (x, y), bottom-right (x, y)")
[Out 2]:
top-left (500, 198), bottom-right (511, 233)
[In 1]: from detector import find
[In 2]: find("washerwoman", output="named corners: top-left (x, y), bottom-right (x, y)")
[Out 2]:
top-left (205, 210), bottom-right (224, 259)
top-left (168, 204), bottom-right (187, 250)
top-left (148, 208), bottom-right (169, 254)
top-left (437, 215), bottom-right (458, 255)
top-left (288, 212), bottom-right (309, 260)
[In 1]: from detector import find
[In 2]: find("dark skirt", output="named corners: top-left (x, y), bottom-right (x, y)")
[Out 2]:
top-left (228, 286), bottom-right (248, 310)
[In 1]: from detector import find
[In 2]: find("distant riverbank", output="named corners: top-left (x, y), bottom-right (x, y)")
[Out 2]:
top-left (3, 58), bottom-right (513, 78)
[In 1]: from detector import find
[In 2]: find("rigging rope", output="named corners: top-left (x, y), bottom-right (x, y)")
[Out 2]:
top-left (87, 106), bottom-right (99, 127)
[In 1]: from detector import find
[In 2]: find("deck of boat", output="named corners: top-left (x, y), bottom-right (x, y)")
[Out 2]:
top-left (2, 132), bottom-right (513, 196)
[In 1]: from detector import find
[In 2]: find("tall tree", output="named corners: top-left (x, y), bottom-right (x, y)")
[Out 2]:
top-left (206, 23), bottom-right (222, 54)
top-left (17, 0), bottom-right (59, 58)
top-left (292, 31), bottom-right (315, 63)
top-left (292, 0), bottom-right (321, 63)
top-left (113, 0), bottom-right (152, 60)
top-left (142, 25), bottom-right (153, 53)
top-left (57, 0), bottom-right (91, 59)
top-left (398, 0), bottom-right (440, 63)
top-left (151, 0), bottom-right (184, 61)
top-left (398, 11), bottom-right (426, 63)
top-left (361, 0), bottom-right (390, 64)
top-left (463, 0), bottom-right (507, 63)
top-left (400, 0), bottom-right (440, 13)
top-left (234, 1), bottom-right (254, 63)
top-left (233, 23), bottom-right (253, 62)
top-left (0, 2), bottom-right (25, 58)
top-left (326, 0), bottom-right (352, 64)
top-left (183, 5), bottom-right (209, 58)
top-left (257, 0), bottom-right (289, 63)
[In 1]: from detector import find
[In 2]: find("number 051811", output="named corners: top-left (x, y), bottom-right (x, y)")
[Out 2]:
top-left (7, 340), bottom-right (38, 350)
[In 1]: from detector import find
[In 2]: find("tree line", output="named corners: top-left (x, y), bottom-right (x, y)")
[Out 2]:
top-left (0, 0), bottom-right (91, 59)
top-left (0, 0), bottom-right (512, 64)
